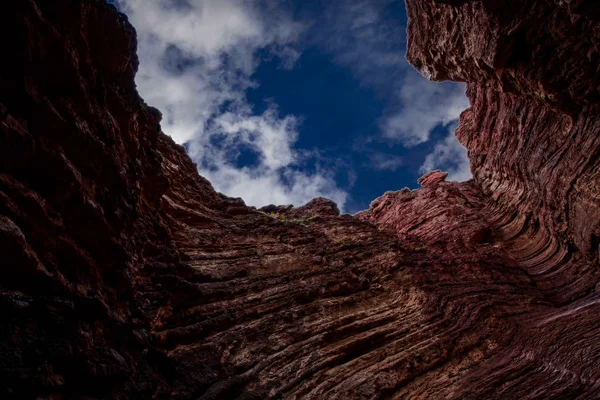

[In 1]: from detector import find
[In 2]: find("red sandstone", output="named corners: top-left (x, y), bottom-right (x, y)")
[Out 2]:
top-left (0, 0), bottom-right (599, 398)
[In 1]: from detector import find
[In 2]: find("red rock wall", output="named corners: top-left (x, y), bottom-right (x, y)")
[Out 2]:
top-left (1, 0), bottom-right (599, 399)
top-left (0, 1), bottom-right (175, 397)
top-left (406, 0), bottom-right (600, 303)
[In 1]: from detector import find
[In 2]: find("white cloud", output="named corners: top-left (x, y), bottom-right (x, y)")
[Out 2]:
top-left (367, 152), bottom-right (403, 171)
top-left (313, 1), bottom-right (470, 160)
top-left (116, 0), bottom-right (348, 209)
top-left (117, 0), bottom-right (303, 143)
top-left (315, 0), bottom-right (406, 85)
top-left (420, 124), bottom-right (472, 182)
top-left (117, 0), bottom-right (470, 209)
top-left (380, 71), bottom-right (469, 146)
top-left (186, 106), bottom-right (348, 207)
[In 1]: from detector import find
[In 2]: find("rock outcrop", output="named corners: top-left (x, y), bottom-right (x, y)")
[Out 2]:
top-left (1, 0), bottom-right (599, 399)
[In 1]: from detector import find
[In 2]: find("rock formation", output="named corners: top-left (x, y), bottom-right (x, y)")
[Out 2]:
top-left (1, 0), bottom-right (599, 398)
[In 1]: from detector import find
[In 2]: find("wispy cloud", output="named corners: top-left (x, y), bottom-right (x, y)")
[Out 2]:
top-left (312, 0), bottom-right (470, 165)
top-left (118, 0), bottom-right (471, 210)
top-left (314, 0), bottom-right (406, 88)
top-left (366, 152), bottom-right (404, 171)
top-left (380, 72), bottom-right (469, 147)
top-left (186, 105), bottom-right (348, 206)
top-left (420, 123), bottom-right (472, 181)
top-left (116, 0), bottom-right (348, 209)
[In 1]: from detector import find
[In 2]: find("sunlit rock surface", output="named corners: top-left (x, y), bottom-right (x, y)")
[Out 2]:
top-left (1, 0), bottom-right (599, 398)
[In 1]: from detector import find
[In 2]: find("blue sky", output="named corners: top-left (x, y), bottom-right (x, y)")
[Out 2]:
top-left (112, 0), bottom-right (470, 213)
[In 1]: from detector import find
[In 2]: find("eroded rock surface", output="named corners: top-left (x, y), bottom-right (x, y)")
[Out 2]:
top-left (1, 0), bottom-right (599, 399)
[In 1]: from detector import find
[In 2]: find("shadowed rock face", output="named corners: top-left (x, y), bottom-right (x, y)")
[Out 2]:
top-left (1, 0), bottom-right (599, 399)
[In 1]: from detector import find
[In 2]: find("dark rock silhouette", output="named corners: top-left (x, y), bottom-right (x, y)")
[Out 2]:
top-left (1, 0), bottom-right (599, 398)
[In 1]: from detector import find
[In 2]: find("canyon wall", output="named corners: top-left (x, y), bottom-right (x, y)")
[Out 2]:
top-left (1, 0), bottom-right (599, 399)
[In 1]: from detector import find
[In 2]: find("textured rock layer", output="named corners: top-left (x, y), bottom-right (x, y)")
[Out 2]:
top-left (1, 0), bottom-right (600, 399)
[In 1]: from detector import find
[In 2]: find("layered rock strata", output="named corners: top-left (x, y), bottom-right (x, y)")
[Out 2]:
top-left (1, 0), bottom-right (599, 399)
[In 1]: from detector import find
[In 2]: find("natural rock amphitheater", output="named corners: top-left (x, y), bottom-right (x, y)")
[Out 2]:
top-left (2, 0), bottom-right (600, 398)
